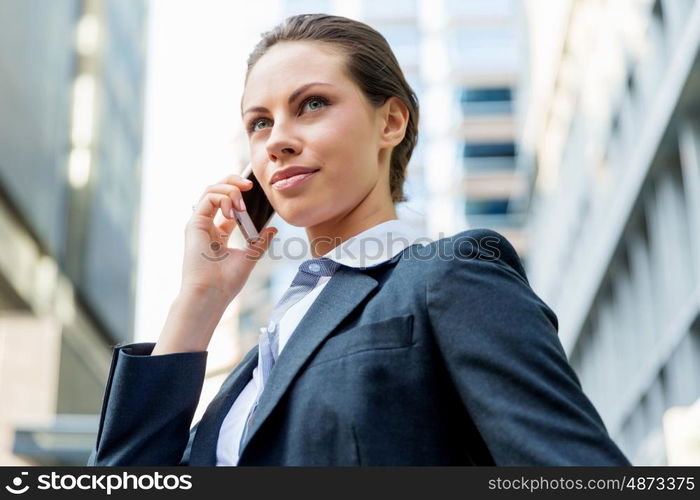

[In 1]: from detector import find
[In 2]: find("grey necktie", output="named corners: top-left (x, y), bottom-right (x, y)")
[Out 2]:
top-left (238, 256), bottom-right (341, 452)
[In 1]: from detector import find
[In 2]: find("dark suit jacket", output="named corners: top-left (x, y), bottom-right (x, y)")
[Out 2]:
top-left (87, 229), bottom-right (631, 466)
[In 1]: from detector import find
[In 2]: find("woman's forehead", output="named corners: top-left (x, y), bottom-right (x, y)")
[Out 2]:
top-left (259, 40), bottom-right (343, 62)
top-left (242, 44), bottom-right (351, 111)
top-left (248, 42), bottom-right (344, 83)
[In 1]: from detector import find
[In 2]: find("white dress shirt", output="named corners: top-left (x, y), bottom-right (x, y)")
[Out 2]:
top-left (216, 218), bottom-right (427, 466)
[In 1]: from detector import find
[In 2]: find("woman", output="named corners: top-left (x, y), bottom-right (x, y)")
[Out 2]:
top-left (88, 14), bottom-right (631, 466)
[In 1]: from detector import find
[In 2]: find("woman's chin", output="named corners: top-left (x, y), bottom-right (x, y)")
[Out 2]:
top-left (276, 205), bottom-right (327, 229)
top-left (277, 208), bottom-right (321, 227)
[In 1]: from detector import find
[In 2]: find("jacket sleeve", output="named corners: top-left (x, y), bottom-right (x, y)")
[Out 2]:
top-left (86, 342), bottom-right (207, 466)
top-left (426, 229), bottom-right (631, 465)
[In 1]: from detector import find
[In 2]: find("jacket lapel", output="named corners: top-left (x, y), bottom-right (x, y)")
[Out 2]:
top-left (188, 345), bottom-right (259, 465)
top-left (237, 265), bottom-right (379, 458)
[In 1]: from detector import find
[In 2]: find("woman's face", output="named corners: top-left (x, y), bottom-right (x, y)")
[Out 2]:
top-left (241, 41), bottom-right (395, 230)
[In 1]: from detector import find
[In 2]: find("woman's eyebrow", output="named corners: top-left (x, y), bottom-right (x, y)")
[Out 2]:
top-left (241, 82), bottom-right (335, 117)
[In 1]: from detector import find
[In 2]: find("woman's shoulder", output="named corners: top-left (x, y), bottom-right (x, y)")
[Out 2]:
top-left (399, 227), bottom-right (528, 285)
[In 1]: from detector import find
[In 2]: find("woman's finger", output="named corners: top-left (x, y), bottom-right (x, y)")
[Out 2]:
top-left (197, 183), bottom-right (251, 211)
top-left (190, 192), bottom-right (236, 220)
top-left (217, 173), bottom-right (254, 187)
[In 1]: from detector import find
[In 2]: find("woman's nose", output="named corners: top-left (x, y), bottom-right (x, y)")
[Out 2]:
top-left (265, 121), bottom-right (301, 159)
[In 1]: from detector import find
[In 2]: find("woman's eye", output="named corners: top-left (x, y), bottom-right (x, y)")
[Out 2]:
top-left (301, 96), bottom-right (328, 113)
top-left (248, 96), bottom-right (328, 134)
top-left (249, 118), bottom-right (270, 133)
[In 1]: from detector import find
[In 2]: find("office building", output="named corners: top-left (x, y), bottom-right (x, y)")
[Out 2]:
top-left (0, 0), bottom-right (148, 465)
top-left (518, 0), bottom-right (700, 464)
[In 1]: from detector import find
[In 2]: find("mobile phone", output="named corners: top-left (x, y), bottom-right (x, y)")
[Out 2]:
top-left (233, 162), bottom-right (275, 243)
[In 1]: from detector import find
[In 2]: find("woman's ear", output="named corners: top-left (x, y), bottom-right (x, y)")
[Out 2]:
top-left (377, 96), bottom-right (409, 149)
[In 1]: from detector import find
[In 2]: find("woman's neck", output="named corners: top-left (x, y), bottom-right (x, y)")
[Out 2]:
top-left (305, 202), bottom-right (397, 258)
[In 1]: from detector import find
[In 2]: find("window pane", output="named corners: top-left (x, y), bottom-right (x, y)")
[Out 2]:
top-left (463, 142), bottom-right (516, 158)
top-left (465, 198), bottom-right (510, 215)
top-left (461, 86), bottom-right (513, 114)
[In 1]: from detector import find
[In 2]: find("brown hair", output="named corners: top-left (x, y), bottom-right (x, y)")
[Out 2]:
top-left (244, 13), bottom-right (420, 204)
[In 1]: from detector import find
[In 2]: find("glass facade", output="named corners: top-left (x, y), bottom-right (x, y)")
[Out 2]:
top-left (0, 0), bottom-right (148, 343)
top-left (448, 27), bottom-right (518, 73)
top-left (460, 86), bottom-right (513, 114)
top-left (0, 0), bottom-right (148, 465)
top-left (0, 0), bottom-right (79, 258)
top-left (81, 0), bottom-right (147, 343)
top-left (462, 142), bottom-right (516, 173)
top-left (465, 198), bottom-right (510, 216)
top-left (463, 142), bottom-right (515, 158)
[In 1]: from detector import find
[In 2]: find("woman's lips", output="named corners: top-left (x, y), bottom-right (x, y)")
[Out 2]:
top-left (271, 170), bottom-right (319, 191)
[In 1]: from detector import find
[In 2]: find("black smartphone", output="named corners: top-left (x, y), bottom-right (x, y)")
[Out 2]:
top-left (233, 162), bottom-right (275, 243)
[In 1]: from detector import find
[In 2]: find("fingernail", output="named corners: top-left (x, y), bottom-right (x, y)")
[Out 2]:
top-left (239, 199), bottom-right (246, 211)
top-left (229, 208), bottom-right (236, 218)
top-left (245, 179), bottom-right (253, 184)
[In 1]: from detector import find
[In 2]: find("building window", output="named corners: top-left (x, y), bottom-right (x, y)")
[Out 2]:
top-left (463, 142), bottom-right (515, 158)
top-left (460, 86), bottom-right (513, 114)
top-left (462, 141), bottom-right (516, 173)
top-left (465, 198), bottom-right (510, 216)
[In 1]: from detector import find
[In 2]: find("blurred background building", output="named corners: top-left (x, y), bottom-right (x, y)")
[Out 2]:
top-left (0, 0), bottom-right (148, 464)
top-left (518, 0), bottom-right (700, 464)
top-left (424, 0), bottom-right (527, 258)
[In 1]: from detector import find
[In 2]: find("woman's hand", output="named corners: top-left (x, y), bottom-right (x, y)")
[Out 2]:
top-left (152, 173), bottom-right (277, 355)
top-left (180, 173), bottom-right (277, 303)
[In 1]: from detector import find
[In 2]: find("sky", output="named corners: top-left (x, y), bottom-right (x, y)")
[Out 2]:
top-left (135, 0), bottom-right (283, 342)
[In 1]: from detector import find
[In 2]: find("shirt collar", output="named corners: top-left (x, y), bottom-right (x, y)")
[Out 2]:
top-left (320, 219), bottom-right (428, 269)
